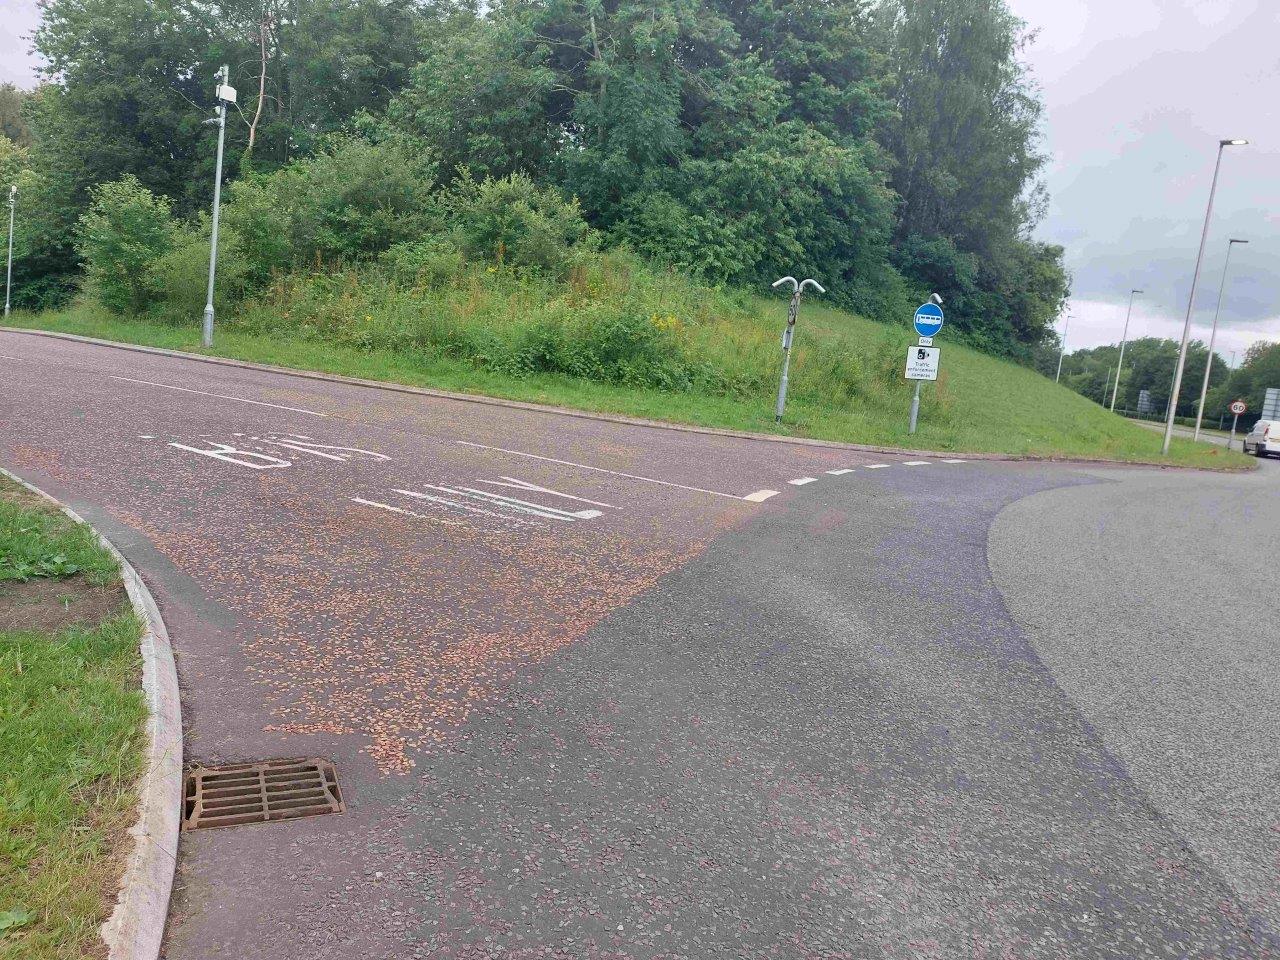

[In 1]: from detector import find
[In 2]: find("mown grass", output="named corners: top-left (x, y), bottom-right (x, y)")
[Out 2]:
top-left (0, 480), bottom-right (146, 960)
top-left (3, 256), bottom-right (1251, 471)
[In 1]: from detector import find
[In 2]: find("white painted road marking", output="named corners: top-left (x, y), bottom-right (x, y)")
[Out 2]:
top-left (256, 435), bottom-right (391, 462)
top-left (110, 376), bottom-right (328, 417)
top-left (942, 459), bottom-right (968, 464)
top-left (789, 477), bottom-right (819, 486)
top-left (478, 477), bottom-right (619, 510)
top-left (903, 461), bottom-right (930, 466)
top-left (743, 490), bottom-right (779, 503)
top-left (168, 442), bottom-right (292, 470)
top-left (864, 464), bottom-right (890, 469)
top-left (350, 497), bottom-right (463, 526)
top-left (457, 441), bottom-right (756, 502)
top-left (826, 469), bottom-right (855, 476)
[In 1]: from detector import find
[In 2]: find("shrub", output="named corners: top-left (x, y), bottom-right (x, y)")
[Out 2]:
top-left (442, 172), bottom-right (591, 276)
top-left (145, 221), bottom-right (250, 322)
top-left (75, 175), bottom-right (175, 314)
top-left (223, 134), bottom-right (440, 286)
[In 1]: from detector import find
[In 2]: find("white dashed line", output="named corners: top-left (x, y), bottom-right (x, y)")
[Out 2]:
top-left (903, 461), bottom-right (930, 466)
top-left (111, 376), bottom-right (328, 417)
top-left (864, 464), bottom-right (890, 469)
top-left (942, 459), bottom-right (968, 464)
top-left (826, 469), bottom-right (855, 476)
top-left (789, 477), bottom-right (819, 486)
top-left (743, 490), bottom-right (779, 503)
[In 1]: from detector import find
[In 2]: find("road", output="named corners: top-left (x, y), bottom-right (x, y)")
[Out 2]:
top-left (2, 329), bottom-right (1277, 959)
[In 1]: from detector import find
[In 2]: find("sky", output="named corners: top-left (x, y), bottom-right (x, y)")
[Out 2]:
top-left (2, 0), bottom-right (1277, 362)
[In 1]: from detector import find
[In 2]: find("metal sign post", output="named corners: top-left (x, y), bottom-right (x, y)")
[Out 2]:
top-left (906, 295), bottom-right (944, 434)
top-left (1229, 399), bottom-right (1247, 450)
top-left (771, 276), bottom-right (825, 423)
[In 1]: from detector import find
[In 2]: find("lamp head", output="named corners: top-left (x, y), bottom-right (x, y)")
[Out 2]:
top-left (1229, 238), bottom-right (1249, 245)
top-left (1221, 138), bottom-right (1249, 146)
top-left (929, 293), bottom-right (943, 306)
top-left (1132, 288), bottom-right (1143, 295)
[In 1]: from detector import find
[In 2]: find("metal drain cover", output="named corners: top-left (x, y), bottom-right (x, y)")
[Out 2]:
top-left (183, 758), bottom-right (344, 831)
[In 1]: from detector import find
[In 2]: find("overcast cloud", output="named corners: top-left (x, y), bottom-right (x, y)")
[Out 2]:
top-left (3, 0), bottom-right (1277, 360)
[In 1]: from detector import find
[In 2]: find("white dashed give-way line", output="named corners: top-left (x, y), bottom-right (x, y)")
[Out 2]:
top-left (786, 457), bottom-right (968, 486)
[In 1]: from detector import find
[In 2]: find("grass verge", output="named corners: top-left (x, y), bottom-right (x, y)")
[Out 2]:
top-left (4, 293), bottom-right (1252, 472)
top-left (0, 478), bottom-right (147, 960)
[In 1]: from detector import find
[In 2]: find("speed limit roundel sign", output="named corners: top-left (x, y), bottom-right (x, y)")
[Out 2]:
top-left (1230, 400), bottom-right (1247, 415)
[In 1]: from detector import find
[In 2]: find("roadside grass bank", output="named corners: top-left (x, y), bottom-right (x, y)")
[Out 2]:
top-left (0, 478), bottom-right (147, 960)
top-left (5, 270), bottom-right (1249, 470)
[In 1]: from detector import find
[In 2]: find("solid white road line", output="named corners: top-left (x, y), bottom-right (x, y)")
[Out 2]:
top-left (826, 469), bottom-right (855, 476)
top-left (456, 441), bottom-right (754, 502)
top-left (110, 376), bottom-right (328, 417)
top-left (789, 477), bottom-right (819, 486)
top-left (903, 461), bottom-right (930, 466)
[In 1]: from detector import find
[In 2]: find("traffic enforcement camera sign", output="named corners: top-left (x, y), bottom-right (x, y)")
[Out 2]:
top-left (905, 346), bottom-right (940, 381)
top-left (1230, 400), bottom-right (1247, 415)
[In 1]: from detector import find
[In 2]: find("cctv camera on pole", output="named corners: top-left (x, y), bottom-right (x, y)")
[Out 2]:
top-left (202, 65), bottom-right (236, 347)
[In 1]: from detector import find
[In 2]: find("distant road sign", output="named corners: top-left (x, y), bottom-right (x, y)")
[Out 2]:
top-left (914, 302), bottom-right (944, 338)
top-left (905, 346), bottom-right (940, 381)
top-left (1230, 400), bottom-right (1248, 415)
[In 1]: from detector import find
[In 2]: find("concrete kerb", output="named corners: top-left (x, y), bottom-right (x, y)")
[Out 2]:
top-left (1, 467), bottom-right (182, 960)
top-left (0, 326), bottom-right (1242, 471)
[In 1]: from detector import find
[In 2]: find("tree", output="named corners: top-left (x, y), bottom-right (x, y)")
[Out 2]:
top-left (0, 84), bottom-right (33, 146)
top-left (76, 176), bottom-right (177, 314)
top-left (878, 0), bottom-right (1067, 350)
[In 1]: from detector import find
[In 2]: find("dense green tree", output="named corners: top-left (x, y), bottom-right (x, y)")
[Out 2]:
top-left (75, 175), bottom-right (178, 314)
top-left (878, 0), bottom-right (1067, 349)
top-left (1062, 337), bottom-right (1227, 418)
top-left (0, 84), bottom-right (33, 146)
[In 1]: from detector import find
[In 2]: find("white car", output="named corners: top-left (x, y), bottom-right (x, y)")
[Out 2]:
top-left (1243, 419), bottom-right (1277, 457)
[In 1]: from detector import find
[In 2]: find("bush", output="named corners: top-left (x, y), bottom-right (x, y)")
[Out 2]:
top-left (223, 134), bottom-right (440, 287)
top-left (75, 175), bottom-right (175, 314)
top-left (145, 221), bottom-right (250, 322)
top-left (442, 172), bottom-right (591, 276)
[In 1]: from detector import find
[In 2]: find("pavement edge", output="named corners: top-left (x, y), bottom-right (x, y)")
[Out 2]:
top-left (0, 466), bottom-right (182, 960)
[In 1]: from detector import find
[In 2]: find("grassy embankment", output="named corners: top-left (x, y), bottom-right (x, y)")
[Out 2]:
top-left (0, 479), bottom-right (146, 960)
top-left (4, 255), bottom-right (1249, 470)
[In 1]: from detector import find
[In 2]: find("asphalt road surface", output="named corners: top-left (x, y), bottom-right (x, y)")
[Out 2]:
top-left (2, 329), bottom-right (1277, 959)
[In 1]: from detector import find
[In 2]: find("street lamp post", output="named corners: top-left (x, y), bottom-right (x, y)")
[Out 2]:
top-left (1109, 289), bottom-right (1142, 411)
top-left (1162, 138), bottom-right (1247, 455)
top-left (771, 276), bottom-right (825, 423)
top-left (202, 65), bottom-right (236, 348)
top-left (1193, 238), bottom-right (1247, 441)
top-left (4, 184), bottom-right (15, 318)
top-left (1055, 311), bottom-right (1072, 383)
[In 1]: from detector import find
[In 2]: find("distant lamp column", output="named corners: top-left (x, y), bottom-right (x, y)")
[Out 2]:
top-left (1109, 289), bottom-right (1142, 412)
top-left (4, 184), bottom-right (15, 318)
top-left (1193, 238), bottom-right (1247, 441)
top-left (1055, 311), bottom-right (1072, 383)
top-left (1163, 138), bottom-right (1248, 455)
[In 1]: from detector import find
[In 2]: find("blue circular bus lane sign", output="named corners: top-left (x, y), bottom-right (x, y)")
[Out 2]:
top-left (914, 302), bottom-right (944, 338)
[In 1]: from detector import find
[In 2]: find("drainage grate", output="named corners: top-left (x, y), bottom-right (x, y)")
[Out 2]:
top-left (183, 758), bottom-right (344, 831)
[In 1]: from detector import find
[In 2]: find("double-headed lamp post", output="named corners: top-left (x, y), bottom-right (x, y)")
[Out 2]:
top-left (1192, 238), bottom-right (1247, 441)
top-left (202, 65), bottom-right (236, 348)
top-left (1162, 138), bottom-right (1248, 455)
top-left (1109, 289), bottom-right (1142, 411)
top-left (771, 276), bottom-right (825, 423)
top-left (4, 184), bottom-right (15, 318)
